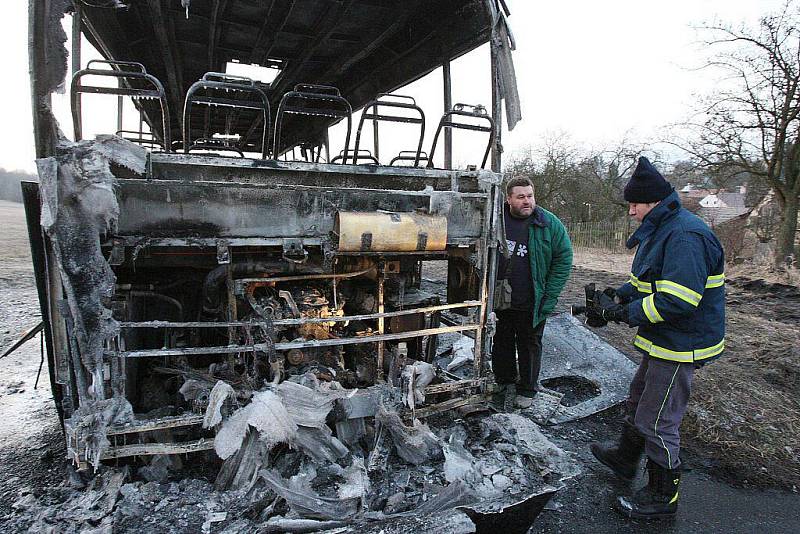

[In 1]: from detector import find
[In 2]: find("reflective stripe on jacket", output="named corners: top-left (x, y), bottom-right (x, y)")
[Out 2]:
top-left (616, 191), bottom-right (725, 364)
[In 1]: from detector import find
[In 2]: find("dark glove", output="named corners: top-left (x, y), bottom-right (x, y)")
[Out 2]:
top-left (582, 284), bottom-right (608, 327)
top-left (596, 291), bottom-right (628, 324)
top-left (603, 286), bottom-right (631, 305)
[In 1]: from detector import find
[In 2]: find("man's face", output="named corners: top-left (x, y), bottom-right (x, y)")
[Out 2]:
top-left (628, 201), bottom-right (659, 223)
top-left (507, 185), bottom-right (535, 218)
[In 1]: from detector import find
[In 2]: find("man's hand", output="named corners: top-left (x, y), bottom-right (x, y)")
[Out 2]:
top-left (603, 286), bottom-right (632, 305)
top-left (581, 284), bottom-right (608, 327)
top-left (596, 291), bottom-right (628, 323)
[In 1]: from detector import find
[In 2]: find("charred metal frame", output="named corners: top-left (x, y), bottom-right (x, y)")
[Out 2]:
top-left (428, 103), bottom-right (495, 170)
top-left (186, 139), bottom-right (246, 158)
top-left (27, 0), bottom-right (514, 463)
top-left (390, 150), bottom-right (430, 167)
top-left (71, 60), bottom-right (172, 150)
top-left (183, 72), bottom-right (271, 159)
top-left (331, 149), bottom-right (378, 165)
top-left (273, 84), bottom-right (353, 160)
top-left (353, 94), bottom-right (426, 166)
top-left (115, 130), bottom-right (161, 149)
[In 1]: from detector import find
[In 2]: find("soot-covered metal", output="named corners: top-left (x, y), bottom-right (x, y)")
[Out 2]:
top-left (16, 1), bottom-right (638, 531)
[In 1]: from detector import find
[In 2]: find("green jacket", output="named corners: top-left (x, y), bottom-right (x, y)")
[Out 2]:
top-left (526, 206), bottom-right (573, 326)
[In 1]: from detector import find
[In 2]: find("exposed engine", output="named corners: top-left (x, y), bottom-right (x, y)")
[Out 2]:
top-left (242, 284), bottom-right (350, 384)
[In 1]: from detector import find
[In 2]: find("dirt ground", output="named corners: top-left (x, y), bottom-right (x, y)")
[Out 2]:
top-left (1, 199), bottom-right (799, 532)
top-left (0, 200), bottom-right (67, 523)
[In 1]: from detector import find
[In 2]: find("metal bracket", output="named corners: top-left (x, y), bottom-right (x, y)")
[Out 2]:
top-left (360, 233), bottom-right (373, 251)
top-left (384, 260), bottom-right (401, 276)
top-left (216, 241), bottom-right (231, 264)
top-left (277, 290), bottom-right (301, 318)
top-left (481, 309), bottom-right (495, 377)
top-left (245, 291), bottom-right (276, 321)
top-left (321, 236), bottom-right (335, 271)
top-left (109, 239), bottom-right (125, 266)
top-left (282, 239), bottom-right (308, 264)
top-left (416, 232), bottom-right (428, 251)
top-left (451, 174), bottom-right (460, 192)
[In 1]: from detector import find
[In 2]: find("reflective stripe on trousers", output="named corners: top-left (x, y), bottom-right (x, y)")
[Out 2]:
top-left (626, 355), bottom-right (694, 470)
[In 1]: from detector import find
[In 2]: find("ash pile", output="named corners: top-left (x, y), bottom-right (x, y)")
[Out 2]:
top-left (9, 370), bottom-right (578, 533)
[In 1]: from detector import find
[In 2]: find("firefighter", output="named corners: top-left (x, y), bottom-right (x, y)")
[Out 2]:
top-left (588, 157), bottom-right (725, 520)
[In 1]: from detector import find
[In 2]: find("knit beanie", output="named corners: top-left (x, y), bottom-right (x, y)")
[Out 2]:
top-left (624, 156), bottom-right (673, 203)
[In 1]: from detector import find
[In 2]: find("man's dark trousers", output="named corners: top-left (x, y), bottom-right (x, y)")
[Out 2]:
top-left (491, 309), bottom-right (544, 394)
top-left (626, 355), bottom-right (694, 470)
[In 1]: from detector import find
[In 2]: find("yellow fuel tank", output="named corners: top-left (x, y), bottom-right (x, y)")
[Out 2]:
top-left (334, 211), bottom-right (448, 252)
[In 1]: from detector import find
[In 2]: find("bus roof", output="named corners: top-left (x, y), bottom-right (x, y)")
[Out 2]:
top-left (77, 0), bottom-right (509, 154)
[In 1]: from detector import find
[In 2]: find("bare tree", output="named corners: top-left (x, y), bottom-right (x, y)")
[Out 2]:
top-left (506, 135), bottom-right (656, 223)
top-left (573, 138), bottom-right (653, 217)
top-left (505, 132), bottom-right (579, 219)
top-left (678, 2), bottom-right (800, 265)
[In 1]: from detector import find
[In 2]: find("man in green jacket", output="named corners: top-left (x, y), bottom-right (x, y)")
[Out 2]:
top-left (492, 177), bottom-right (573, 410)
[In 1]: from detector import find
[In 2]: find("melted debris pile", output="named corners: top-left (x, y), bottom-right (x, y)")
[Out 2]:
top-left (7, 372), bottom-right (579, 534)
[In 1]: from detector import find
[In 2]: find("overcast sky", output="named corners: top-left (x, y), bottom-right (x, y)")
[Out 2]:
top-left (0, 0), bottom-right (784, 173)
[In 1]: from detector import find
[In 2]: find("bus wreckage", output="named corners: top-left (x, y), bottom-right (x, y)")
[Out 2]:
top-left (18, 0), bottom-right (633, 531)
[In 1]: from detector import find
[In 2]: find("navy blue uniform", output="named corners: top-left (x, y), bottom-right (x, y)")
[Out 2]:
top-left (617, 190), bottom-right (725, 364)
top-left (617, 191), bottom-right (725, 469)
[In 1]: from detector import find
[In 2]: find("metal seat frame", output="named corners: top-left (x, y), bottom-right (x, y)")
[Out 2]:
top-left (187, 138), bottom-right (246, 158)
top-left (390, 150), bottom-right (430, 167)
top-left (353, 93), bottom-right (425, 166)
top-left (273, 84), bottom-right (352, 162)
top-left (427, 103), bottom-right (495, 170)
top-left (183, 72), bottom-right (271, 159)
top-left (331, 149), bottom-right (379, 165)
top-left (71, 60), bottom-right (171, 151)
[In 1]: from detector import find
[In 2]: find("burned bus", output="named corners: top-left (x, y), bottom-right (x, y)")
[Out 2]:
top-left (26, 0), bottom-right (522, 471)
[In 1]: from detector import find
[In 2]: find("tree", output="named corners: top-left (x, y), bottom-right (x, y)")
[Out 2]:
top-left (678, 2), bottom-right (800, 266)
top-left (505, 134), bottom-right (655, 223)
top-left (504, 132), bottom-right (579, 220)
top-left (666, 160), bottom-right (703, 192)
top-left (572, 138), bottom-right (653, 221)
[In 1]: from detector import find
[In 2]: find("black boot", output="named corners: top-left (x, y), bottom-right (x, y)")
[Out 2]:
top-left (616, 458), bottom-right (681, 520)
top-left (590, 422), bottom-right (644, 481)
